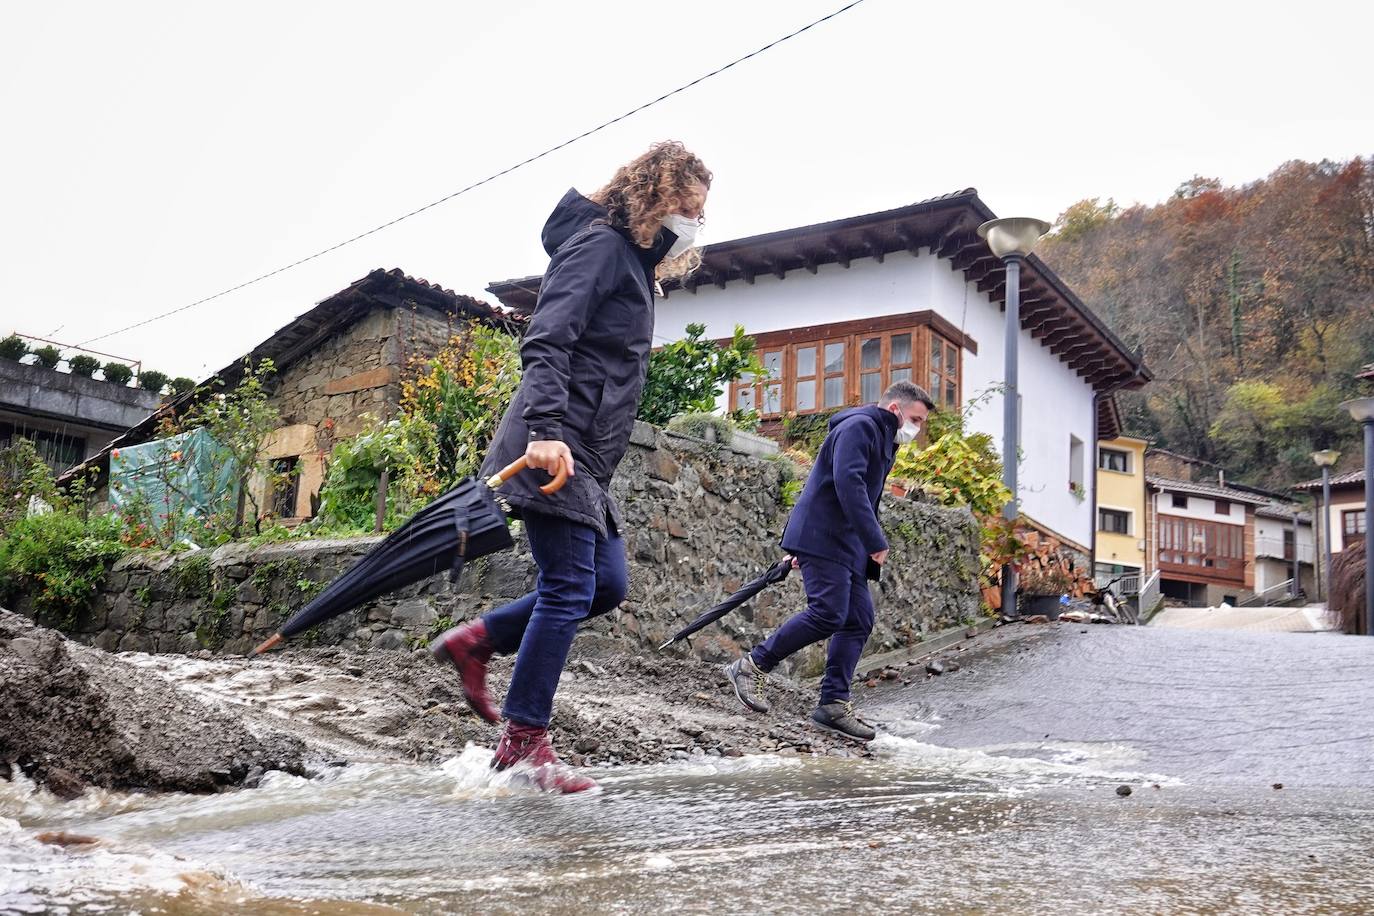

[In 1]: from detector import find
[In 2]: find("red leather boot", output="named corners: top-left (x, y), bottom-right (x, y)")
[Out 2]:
top-left (491, 721), bottom-right (598, 794)
top-left (430, 619), bottom-right (499, 724)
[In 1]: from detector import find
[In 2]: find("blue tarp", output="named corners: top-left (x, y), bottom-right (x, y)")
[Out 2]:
top-left (109, 427), bottom-right (240, 544)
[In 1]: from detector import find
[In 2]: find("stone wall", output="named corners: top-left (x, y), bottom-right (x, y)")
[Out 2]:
top-left (30, 424), bottom-right (982, 675)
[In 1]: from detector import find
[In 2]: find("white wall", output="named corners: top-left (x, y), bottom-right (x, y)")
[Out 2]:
top-left (1254, 514), bottom-right (1314, 558)
top-left (654, 249), bottom-right (1097, 547)
top-left (1255, 559), bottom-right (1283, 594)
top-left (1153, 492), bottom-right (1247, 526)
top-left (1327, 494), bottom-right (1365, 553)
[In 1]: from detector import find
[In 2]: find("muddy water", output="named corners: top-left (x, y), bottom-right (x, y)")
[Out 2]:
top-left (5, 627), bottom-right (1374, 914)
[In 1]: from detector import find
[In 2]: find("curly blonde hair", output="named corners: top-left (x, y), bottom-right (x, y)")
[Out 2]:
top-left (589, 141), bottom-right (712, 281)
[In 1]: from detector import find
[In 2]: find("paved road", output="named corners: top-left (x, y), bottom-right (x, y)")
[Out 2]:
top-left (864, 622), bottom-right (1374, 787)
top-left (1151, 603), bottom-right (1335, 632)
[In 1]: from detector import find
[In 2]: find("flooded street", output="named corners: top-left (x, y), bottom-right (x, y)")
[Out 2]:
top-left (6, 625), bottom-right (1374, 914)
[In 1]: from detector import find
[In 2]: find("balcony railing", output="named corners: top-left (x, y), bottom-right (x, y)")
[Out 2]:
top-left (1253, 536), bottom-right (1314, 564)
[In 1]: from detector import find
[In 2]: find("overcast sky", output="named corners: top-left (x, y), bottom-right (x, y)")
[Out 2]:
top-left (2, 0), bottom-right (1369, 380)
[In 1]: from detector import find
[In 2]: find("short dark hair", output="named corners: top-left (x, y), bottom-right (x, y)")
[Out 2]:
top-left (882, 380), bottom-right (935, 410)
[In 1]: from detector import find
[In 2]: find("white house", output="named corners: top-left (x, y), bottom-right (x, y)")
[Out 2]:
top-left (488, 189), bottom-right (1151, 558)
top-left (1295, 469), bottom-right (1367, 555)
top-left (1254, 502), bottom-right (1317, 598)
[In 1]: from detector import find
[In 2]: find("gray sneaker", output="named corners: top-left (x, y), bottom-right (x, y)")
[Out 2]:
top-left (811, 701), bottom-right (877, 741)
top-left (724, 654), bottom-right (770, 713)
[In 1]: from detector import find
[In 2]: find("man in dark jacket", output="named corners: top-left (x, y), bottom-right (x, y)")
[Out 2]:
top-left (428, 142), bottom-right (712, 793)
top-left (725, 381), bottom-right (934, 740)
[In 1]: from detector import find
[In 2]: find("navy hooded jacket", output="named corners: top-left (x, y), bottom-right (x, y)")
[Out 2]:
top-left (780, 406), bottom-right (900, 576)
top-left (481, 189), bottom-right (676, 536)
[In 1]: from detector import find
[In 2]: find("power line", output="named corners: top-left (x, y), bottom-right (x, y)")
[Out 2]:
top-left (79, 0), bottom-right (871, 348)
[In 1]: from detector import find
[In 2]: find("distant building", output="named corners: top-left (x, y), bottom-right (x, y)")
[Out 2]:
top-left (1094, 435), bottom-right (1148, 584)
top-left (1145, 449), bottom-right (1315, 605)
top-left (1, 345), bottom-right (161, 476)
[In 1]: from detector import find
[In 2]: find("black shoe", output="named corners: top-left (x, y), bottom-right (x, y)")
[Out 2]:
top-left (811, 701), bottom-right (876, 741)
top-left (723, 655), bottom-right (770, 713)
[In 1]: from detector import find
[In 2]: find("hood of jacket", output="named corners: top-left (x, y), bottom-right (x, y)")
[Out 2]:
top-left (540, 188), bottom-right (680, 269)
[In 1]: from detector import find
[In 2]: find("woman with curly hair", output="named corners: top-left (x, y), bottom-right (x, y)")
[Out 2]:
top-left (431, 141), bottom-right (712, 792)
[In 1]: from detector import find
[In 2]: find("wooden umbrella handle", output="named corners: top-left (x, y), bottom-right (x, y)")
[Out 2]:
top-left (488, 456), bottom-right (569, 496)
top-left (251, 633), bottom-right (284, 656)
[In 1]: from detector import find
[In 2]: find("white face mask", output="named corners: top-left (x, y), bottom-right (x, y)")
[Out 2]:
top-left (660, 213), bottom-right (701, 259)
top-left (895, 420), bottom-right (921, 445)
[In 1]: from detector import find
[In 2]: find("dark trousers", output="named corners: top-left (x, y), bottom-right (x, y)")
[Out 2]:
top-left (750, 552), bottom-right (875, 705)
top-left (481, 511), bottom-right (628, 728)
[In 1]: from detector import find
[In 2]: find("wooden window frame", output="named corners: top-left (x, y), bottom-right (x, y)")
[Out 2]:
top-left (1215, 499), bottom-right (1231, 516)
top-left (1171, 494), bottom-right (1189, 510)
top-left (736, 348), bottom-right (784, 417)
top-left (1345, 508), bottom-right (1367, 538)
top-left (792, 341), bottom-right (820, 413)
top-left (821, 337), bottom-right (848, 410)
top-left (1157, 516), bottom-right (1246, 584)
top-left (857, 333), bottom-right (886, 406)
top-left (726, 310), bottom-right (976, 421)
top-left (928, 332), bottom-right (961, 410)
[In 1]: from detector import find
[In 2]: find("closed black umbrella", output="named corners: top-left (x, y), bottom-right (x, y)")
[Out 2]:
top-left (251, 457), bottom-right (566, 655)
top-left (657, 557), bottom-right (795, 651)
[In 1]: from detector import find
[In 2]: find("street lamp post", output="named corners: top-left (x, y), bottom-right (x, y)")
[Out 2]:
top-left (1338, 397), bottom-right (1374, 635)
top-left (1291, 507), bottom-right (1301, 598)
top-left (1312, 449), bottom-right (1340, 604)
top-left (978, 217), bottom-right (1052, 618)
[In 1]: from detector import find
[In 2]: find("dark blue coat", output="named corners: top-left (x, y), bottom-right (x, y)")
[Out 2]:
top-left (780, 406), bottom-right (900, 576)
top-left (481, 189), bottom-right (677, 536)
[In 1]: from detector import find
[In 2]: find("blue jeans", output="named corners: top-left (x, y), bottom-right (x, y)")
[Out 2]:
top-left (481, 511), bottom-right (628, 728)
top-left (750, 552), bottom-right (875, 705)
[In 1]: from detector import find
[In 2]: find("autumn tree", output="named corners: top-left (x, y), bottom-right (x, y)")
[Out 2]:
top-left (1040, 155), bottom-right (1374, 488)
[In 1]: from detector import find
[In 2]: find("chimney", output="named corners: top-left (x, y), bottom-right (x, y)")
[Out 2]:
top-left (1218, 469), bottom-right (1225, 488)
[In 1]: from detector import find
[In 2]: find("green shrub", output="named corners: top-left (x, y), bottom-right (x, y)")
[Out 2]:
top-left (0, 511), bottom-right (125, 630)
top-left (32, 345), bottom-right (61, 369)
top-left (728, 409), bottom-right (762, 432)
top-left (0, 334), bottom-right (28, 361)
top-left (638, 323), bottom-right (762, 426)
top-left (889, 389), bottom-right (1011, 519)
top-left (400, 326), bottom-right (522, 490)
top-left (169, 376), bottom-right (197, 397)
top-left (781, 410), bottom-right (839, 455)
top-left (138, 369), bottom-right (170, 394)
top-left (103, 362), bottom-right (133, 385)
top-left (67, 354), bottom-right (101, 377)
top-left (312, 414), bottom-right (439, 534)
top-left (0, 438), bottom-right (59, 535)
top-left (667, 411), bottom-right (734, 444)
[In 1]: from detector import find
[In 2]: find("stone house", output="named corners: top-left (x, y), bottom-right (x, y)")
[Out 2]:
top-left (60, 268), bottom-right (518, 522)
